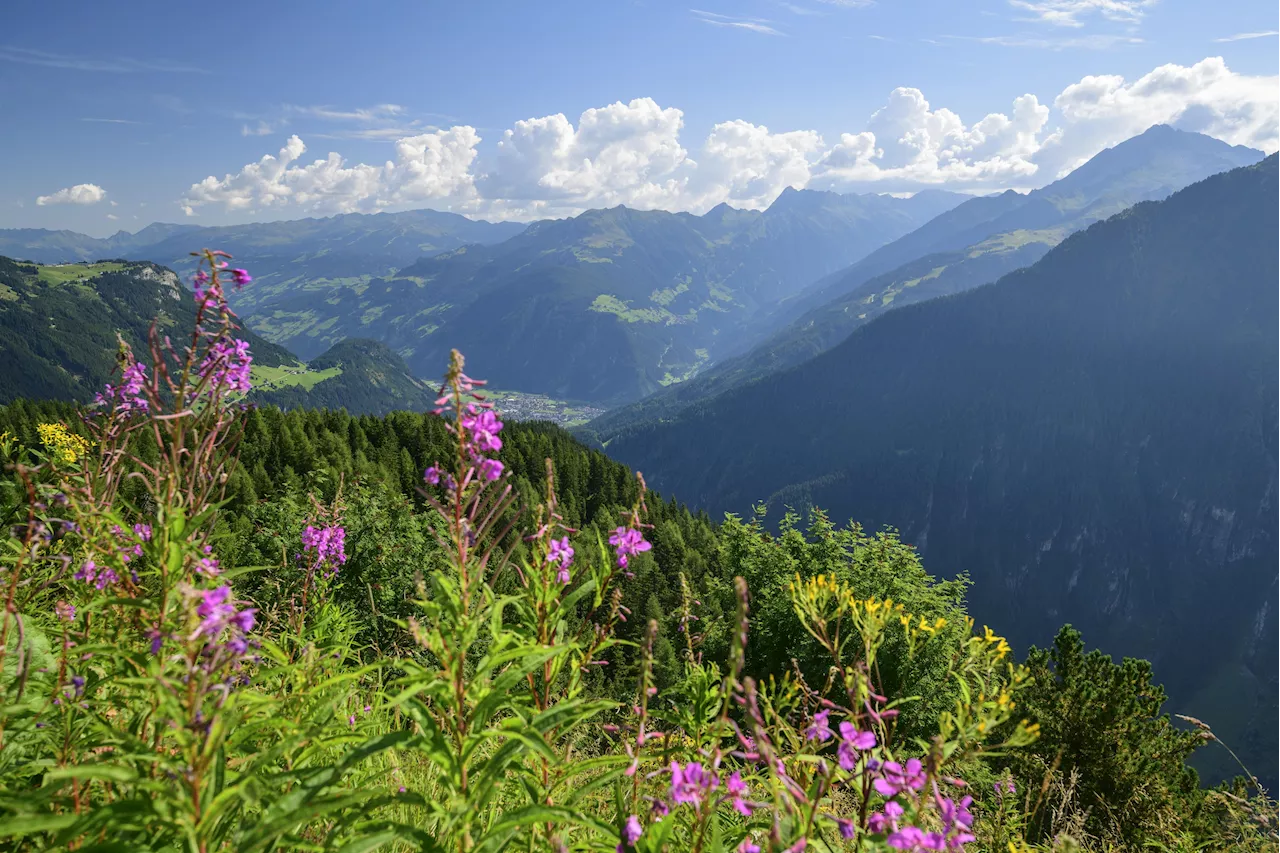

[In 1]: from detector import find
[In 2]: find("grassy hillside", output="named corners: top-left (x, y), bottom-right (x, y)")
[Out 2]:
top-left (0, 256), bottom-right (295, 405)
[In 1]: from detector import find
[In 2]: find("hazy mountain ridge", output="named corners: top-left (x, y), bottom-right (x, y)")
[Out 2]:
top-left (584, 125), bottom-right (1266, 441)
top-left (230, 190), bottom-right (969, 403)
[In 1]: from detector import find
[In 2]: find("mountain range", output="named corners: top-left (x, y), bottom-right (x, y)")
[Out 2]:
top-left (601, 155), bottom-right (1280, 788)
top-left (2, 190), bottom-right (967, 405)
top-left (218, 188), bottom-right (966, 401)
top-left (0, 257), bottom-right (438, 418)
top-left (584, 125), bottom-right (1266, 440)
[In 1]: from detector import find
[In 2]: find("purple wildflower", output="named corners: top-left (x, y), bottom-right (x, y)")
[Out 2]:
top-left (55, 601), bottom-right (75, 623)
top-left (302, 525), bottom-right (347, 577)
top-left (74, 559), bottom-right (118, 590)
top-left (886, 827), bottom-right (926, 850)
top-left (837, 818), bottom-right (856, 840)
top-left (669, 761), bottom-right (717, 806)
top-left (868, 800), bottom-right (904, 834)
top-left (548, 536), bottom-right (573, 568)
top-left (199, 339), bottom-right (253, 394)
top-left (424, 465), bottom-right (441, 485)
top-left (726, 771), bottom-right (752, 816)
top-left (806, 709), bottom-right (833, 742)
top-left (874, 758), bottom-right (927, 797)
top-left (461, 408), bottom-right (503, 454)
top-left (608, 526), bottom-right (651, 568)
top-left (195, 586), bottom-right (257, 652)
top-left (838, 721), bottom-right (876, 769)
top-left (231, 269), bottom-right (252, 288)
top-left (617, 815), bottom-right (643, 852)
top-left (738, 842), bottom-right (761, 853)
top-left (476, 458), bottom-right (504, 481)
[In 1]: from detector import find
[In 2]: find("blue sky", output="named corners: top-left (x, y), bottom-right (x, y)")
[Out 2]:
top-left (2, 0), bottom-right (1276, 235)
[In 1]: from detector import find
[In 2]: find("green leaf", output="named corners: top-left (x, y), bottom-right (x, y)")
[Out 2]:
top-left (0, 813), bottom-right (79, 837)
top-left (43, 764), bottom-right (138, 784)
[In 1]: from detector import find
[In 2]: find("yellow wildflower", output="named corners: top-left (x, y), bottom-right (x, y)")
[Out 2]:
top-left (36, 423), bottom-right (91, 466)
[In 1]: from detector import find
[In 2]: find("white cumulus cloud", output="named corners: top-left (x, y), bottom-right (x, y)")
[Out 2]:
top-left (36, 184), bottom-right (108, 206)
top-left (175, 57), bottom-right (1277, 221)
top-left (474, 98), bottom-right (694, 219)
top-left (694, 121), bottom-right (825, 209)
top-left (1038, 56), bottom-right (1279, 176)
top-left (180, 129), bottom-right (480, 216)
top-left (809, 88), bottom-right (1049, 192)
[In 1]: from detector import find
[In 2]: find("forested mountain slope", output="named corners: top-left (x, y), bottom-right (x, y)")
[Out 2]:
top-left (0, 257), bottom-right (294, 405)
top-left (603, 156), bottom-right (1280, 787)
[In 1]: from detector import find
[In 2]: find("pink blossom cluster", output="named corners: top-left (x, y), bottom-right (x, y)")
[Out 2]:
top-left (425, 366), bottom-right (509, 489)
top-left (74, 558), bottom-right (118, 590)
top-left (548, 536), bottom-right (574, 584)
top-left (866, 794), bottom-right (974, 851)
top-left (198, 338), bottom-right (253, 395)
top-left (302, 524), bottom-right (347, 578)
top-left (608, 526), bottom-right (651, 569)
top-left (194, 585), bottom-right (257, 656)
top-left (622, 761), bottom-right (756, 852)
top-left (192, 262), bottom-right (250, 311)
top-left (94, 360), bottom-right (149, 414)
top-left (459, 404), bottom-right (505, 481)
top-left (796, 706), bottom-right (975, 850)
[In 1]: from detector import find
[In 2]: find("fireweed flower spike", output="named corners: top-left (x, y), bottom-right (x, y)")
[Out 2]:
top-left (548, 535), bottom-right (574, 584)
top-left (725, 771), bottom-right (752, 816)
top-left (302, 524), bottom-right (348, 578)
top-left (837, 720), bottom-right (876, 769)
top-left (198, 339), bottom-right (253, 395)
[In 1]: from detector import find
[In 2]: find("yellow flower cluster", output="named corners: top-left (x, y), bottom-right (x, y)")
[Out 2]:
top-left (37, 422), bottom-right (91, 466)
top-left (981, 625), bottom-right (1013, 659)
top-left (790, 574), bottom-right (950, 658)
